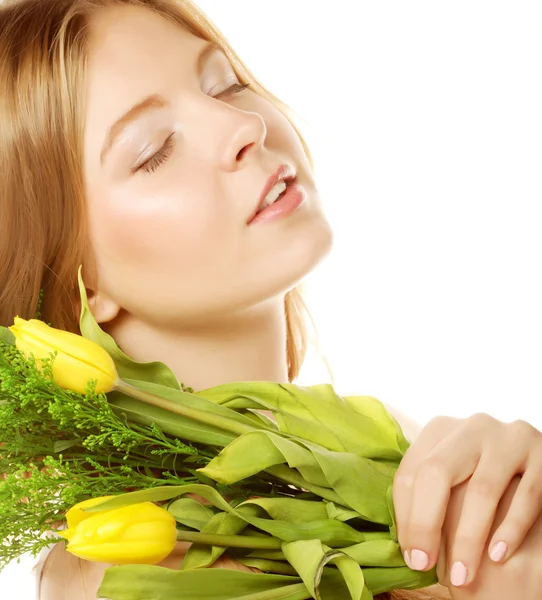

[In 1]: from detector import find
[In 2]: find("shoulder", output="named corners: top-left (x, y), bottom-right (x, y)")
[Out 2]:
top-left (381, 401), bottom-right (423, 443)
top-left (0, 544), bottom-right (56, 600)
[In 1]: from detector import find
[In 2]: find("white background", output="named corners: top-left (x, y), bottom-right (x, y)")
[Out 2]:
top-left (197, 0), bottom-right (542, 431)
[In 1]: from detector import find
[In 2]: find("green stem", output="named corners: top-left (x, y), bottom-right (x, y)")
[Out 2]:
top-left (176, 530), bottom-right (282, 549)
top-left (116, 380), bottom-right (256, 438)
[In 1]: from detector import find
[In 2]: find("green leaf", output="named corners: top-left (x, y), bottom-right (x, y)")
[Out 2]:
top-left (76, 265), bottom-right (180, 389)
top-left (201, 430), bottom-right (396, 526)
top-left (0, 327), bottom-right (15, 346)
top-left (122, 378), bottom-right (265, 435)
top-left (167, 496), bottom-right (216, 530)
top-left (199, 431), bottom-right (330, 488)
top-left (240, 497), bottom-right (329, 524)
top-left (238, 558), bottom-right (297, 576)
top-left (197, 382), bottom-right (405, 461)
top-left (341, 539), bottom-right (404, 567)
top-left (180, 506), bottom-right (256, 570)
top-left (324, 502), bottom-right (361, 522)
top-left (299, 441), bottom-right (394, 526)
top-left (53, 439), bottom-right (82, 453)
top-left (108, 391), bottom-right (236, 447)
top-left (360, 564), bottom-right (437, 596)
top-left (343, 394), bottom-right (411, 457)
top-left (282, 540), bottom-right (365, 600)
top-left (98, 565), bottom-right (310, 600)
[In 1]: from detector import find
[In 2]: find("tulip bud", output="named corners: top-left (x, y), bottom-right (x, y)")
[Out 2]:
top-left (8, 317), bottom-right (118, 394)
top-left (64, 495), bottom-right (116, 528)
top-left (57, 500), bottom-right (178, 564)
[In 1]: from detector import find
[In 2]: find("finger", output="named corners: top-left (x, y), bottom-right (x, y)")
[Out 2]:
top-left (447, 452), bottom-right (516, 587)
top-left (487, 458), bottom-right (542, 565)
top-left (436, 530), bottom-right (449, 586)
top-left (401, 424), bottom-right (483, 571)
top-left (393, 416), bottom-right (458, 553)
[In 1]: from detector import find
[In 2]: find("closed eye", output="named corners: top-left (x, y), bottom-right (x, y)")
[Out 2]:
top-left (137, 82), bottom-right (251, 174)
top-left (138, 132), bottom-right (175, 174)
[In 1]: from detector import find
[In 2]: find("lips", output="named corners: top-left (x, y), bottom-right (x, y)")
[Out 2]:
top-left (247, 164), bottom-right (297, 224)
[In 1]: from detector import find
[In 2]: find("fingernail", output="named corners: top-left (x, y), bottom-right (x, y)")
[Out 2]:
top-left (409, 549), bottom-right (429, 570)
top-left (403, 549), bottom-right (411, 568)
top-left (450, 561), bottom-right (468, 587)
top-left (490, 541), bottom-right (508, 562)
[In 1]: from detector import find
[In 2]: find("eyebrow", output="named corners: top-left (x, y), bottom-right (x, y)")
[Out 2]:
top-left (99, 40), bottom-right (221, 165)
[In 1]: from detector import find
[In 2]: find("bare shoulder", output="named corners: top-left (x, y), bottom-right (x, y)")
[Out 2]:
top-left (39, 542), bottom-right (113, 600)
top-left (39, 540), bottom-right (195, 600)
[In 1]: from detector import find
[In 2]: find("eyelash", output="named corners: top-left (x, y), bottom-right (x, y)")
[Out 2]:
top-left (138, 82), bottom-right (251, 174)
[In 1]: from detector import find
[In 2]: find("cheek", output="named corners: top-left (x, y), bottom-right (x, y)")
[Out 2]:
top-left (87, 180), bottom-right (230, 272)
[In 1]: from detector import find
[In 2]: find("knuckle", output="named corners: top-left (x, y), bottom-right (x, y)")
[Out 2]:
top-left (394, 471), bottom-right (415, 492)
top-left (469, 412), bottom-right (496, 429)
top-left (510, 418), bottom-right (539, 441)
top-left (427, 415), bottom-right (456, 430)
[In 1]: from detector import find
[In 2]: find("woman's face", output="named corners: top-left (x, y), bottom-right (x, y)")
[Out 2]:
top-left (83, 5), bottom-right (333, 328)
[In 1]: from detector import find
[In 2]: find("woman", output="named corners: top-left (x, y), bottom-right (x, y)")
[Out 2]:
top-left (1, 0), bottom-right (541, 598)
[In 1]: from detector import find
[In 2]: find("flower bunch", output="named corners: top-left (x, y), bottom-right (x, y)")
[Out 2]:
top-left (0, 266), bottom-right (438, 599)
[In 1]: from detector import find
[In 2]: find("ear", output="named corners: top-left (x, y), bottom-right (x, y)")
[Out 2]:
top-left (87, 289), bottom-right (121, 324)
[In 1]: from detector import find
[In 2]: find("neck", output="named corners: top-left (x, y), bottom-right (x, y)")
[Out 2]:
top-left (104, 296), bottom-right (289, 391)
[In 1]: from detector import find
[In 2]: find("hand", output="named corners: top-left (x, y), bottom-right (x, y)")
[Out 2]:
top-left (438, 474), bottom-right (542, 599)
top-left (392, 413), bottom-right (542, 588)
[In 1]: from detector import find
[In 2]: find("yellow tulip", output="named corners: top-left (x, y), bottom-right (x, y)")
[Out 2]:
top-left (64, 495), bottom-right (116, 528)
top-left (8, 316), bottom-right (118, 394)
top-left (57, 500), bottom-right (178, 564)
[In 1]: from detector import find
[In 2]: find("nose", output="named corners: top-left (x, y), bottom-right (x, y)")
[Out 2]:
top-left (217, 110), bottom-right (267, 172)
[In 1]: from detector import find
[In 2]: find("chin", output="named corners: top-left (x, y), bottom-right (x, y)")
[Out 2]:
top-left (256, 210), bottom-right (334, 301)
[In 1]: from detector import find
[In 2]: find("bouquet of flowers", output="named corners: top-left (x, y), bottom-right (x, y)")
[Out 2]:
top-left (0, 266), bottom-right (438, 599)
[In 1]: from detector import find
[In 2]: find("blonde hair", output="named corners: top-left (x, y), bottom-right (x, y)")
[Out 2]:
top-left (0, 0), bottom-right (448, 597)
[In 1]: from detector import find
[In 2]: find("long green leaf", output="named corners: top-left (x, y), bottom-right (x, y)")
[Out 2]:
top-left (360, 565), bottom-right (438, 596)
top-left (180, 505), bottom-right (259, 570)
top-left (122, 378), bottom-right (271, 435)
top-left (238, 559), bottom-right (297, 576)
top-left (201, 431), bottom-right (395, 526)
top-left (199, 431), bottom-right (331, 488)
top-left (298, 441), bottom-right (394, 526)
top-left (197, 382), bottom-right (404, 461)
top-left (77, 265), bottom-right (180, 389)
top-left (167, 497), bottom-right (216, 530)
top-left (344, 394), bottom-right (411, 456)
top-left (239, 497), bottom-right (329, 524)
top-left (108, 391), bottom-right (236, 447)
top-left (341, 539), bottom-right (404, 567)
top-left (98, 566), bottom-right (309, 600)
top-left (282, 540), bottom-right (365, 600)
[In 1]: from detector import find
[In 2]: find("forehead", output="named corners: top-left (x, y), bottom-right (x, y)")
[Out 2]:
top-left (83, 5), bottom-right (205, 167)
top-left (86, 5), bottom-right (202, 86)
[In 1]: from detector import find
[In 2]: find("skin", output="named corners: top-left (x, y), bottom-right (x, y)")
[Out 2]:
top-left (40, 4), bottom-right (542, 599)
top-left (440, 474), bottom-right (542, 599)
top-left (394, 414), bottom-right (542, 592)
top-left (82, 4), bottom-right (333, 393)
